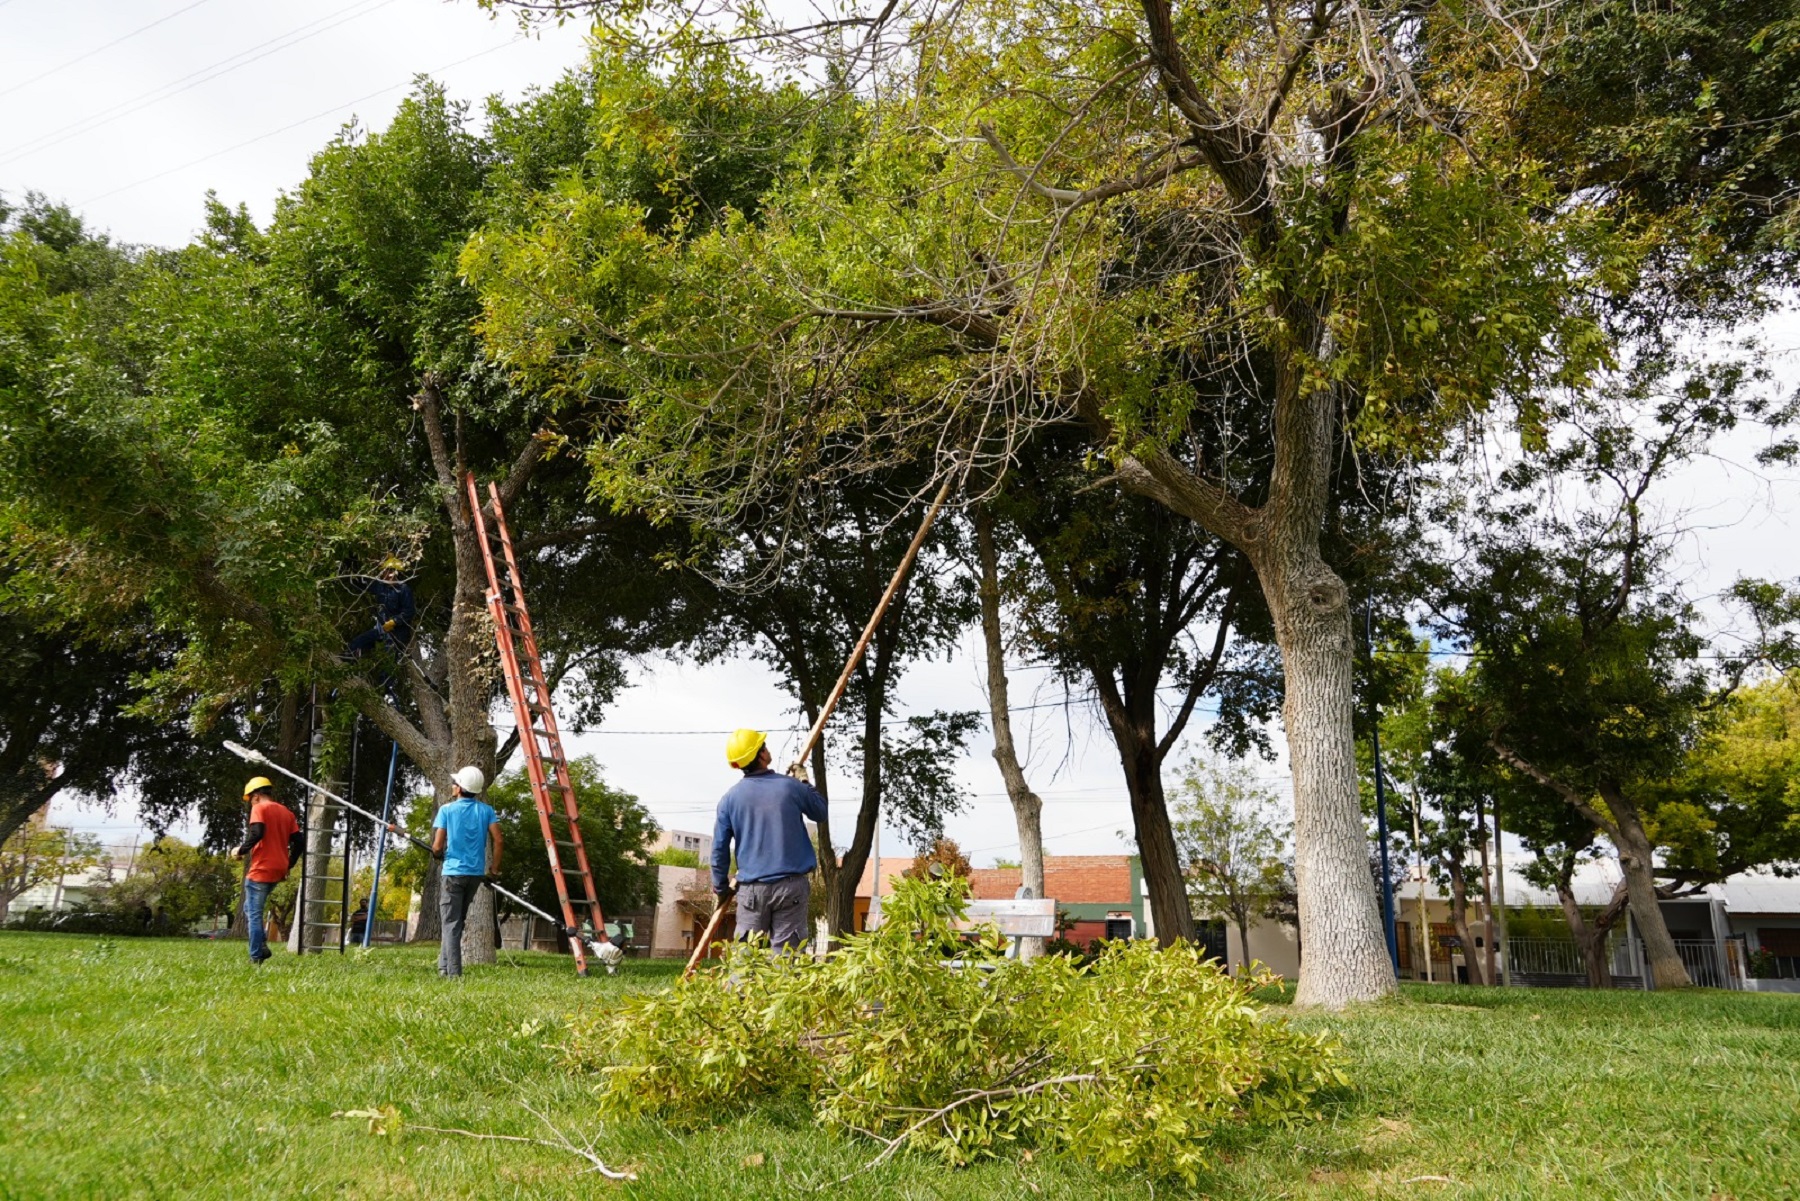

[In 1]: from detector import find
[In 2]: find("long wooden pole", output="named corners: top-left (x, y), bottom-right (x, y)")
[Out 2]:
top-left (682, 476), bottom-right (957, 980)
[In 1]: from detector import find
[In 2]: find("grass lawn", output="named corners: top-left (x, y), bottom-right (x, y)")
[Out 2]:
top-left (1, 932), bottom-right (1795, 1200)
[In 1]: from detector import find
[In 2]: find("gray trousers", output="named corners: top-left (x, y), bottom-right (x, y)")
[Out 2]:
top-left (736, 874), bottom-right (811, 951)
top-left (439, 874), bottom-right (482, 977)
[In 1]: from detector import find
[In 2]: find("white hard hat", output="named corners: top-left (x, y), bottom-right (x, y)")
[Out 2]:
top-left (452, 766), bottom-right (486, 795)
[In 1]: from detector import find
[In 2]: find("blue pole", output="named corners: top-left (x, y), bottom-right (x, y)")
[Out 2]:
top-left (362, 738), bottom-right (401, 949)
top-left (1367, 604), bottom-right (1399, 975)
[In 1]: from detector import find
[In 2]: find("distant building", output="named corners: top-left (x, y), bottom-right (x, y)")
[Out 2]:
top-left (854, 854), bottom-right (1152, 944)
top-left (646, 828), bottom-right (713, 862)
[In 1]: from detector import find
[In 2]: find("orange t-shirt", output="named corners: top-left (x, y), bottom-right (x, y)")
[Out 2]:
top-left (247, 799), bottom-right (299, 884)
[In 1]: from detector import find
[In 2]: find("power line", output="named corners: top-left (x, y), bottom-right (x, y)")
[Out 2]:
top-left (78, 37), bottom-right (530, 207)
top-left (0, 0), bottom-right (401, 168)
top-left (0, 0), bottom-right (215, 100)
top-left (570, 691), bottom-right (1226, 737)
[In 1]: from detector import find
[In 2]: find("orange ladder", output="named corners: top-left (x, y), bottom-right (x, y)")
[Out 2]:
top-left (464, 472), bottom-right (608, 977)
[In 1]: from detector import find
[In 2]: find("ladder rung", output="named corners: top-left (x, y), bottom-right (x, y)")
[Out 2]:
top-left (560, 869), bottom-right (588, 878)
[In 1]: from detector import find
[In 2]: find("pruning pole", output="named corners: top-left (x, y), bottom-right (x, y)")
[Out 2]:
top-left (681, 475), bottom-right (956, 980)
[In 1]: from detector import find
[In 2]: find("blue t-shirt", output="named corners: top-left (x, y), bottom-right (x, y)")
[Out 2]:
top-left (434, 797), bottom-right (499, 878)
top-left (711, 770), bottom-right (829, 891)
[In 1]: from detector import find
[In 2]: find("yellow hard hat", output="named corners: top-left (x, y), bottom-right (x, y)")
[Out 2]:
top-left (381, 556), bottom-right (404, 572)
top-left (243, 776), bottom-right (274, 799)
top-left (725, 729), bottom-right (767, 768)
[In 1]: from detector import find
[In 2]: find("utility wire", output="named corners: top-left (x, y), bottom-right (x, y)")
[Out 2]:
top-left (0, 0), bottom-right (215, 100)
top-left (566, 691), bottom-right (1226, 736)
top-left (78, 37), bottom-right (530, 207)
top-left (0, 0), bottom-right (401, 167)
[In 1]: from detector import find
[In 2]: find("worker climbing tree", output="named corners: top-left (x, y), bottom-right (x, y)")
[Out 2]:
top-left (345, 558), bottom-right (416, 671)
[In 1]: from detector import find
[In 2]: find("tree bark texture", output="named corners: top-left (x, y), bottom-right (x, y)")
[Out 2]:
top-left (975, 509), bottom-right (1046, 958)
top-left (1445, 851), bottom-right (1485, 986)
top-left (1604, 792), bottom-right (1692, 989)
top-left (1474, 798), bottom-right (1499, 986)
top-left (1097, 708), bottom-right (1193, 945)
top-left (1257, 554), bottom-right (1396, 1005)
top-left (462, 882), bottom-right (498, 966)
top-left (827, 623), bottom-right (899, 937)
top-left (1556, 873), bottom-right (1624, 990)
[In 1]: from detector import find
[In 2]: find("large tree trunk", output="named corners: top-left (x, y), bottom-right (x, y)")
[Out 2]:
top-left (828, 659), bottom-right (888, 937)
top-left (975, 509), bottom-right (1045, 959)
top-left (1602, 788), bottom-right (1691, 989)
top-left (1259, 554), bottom-right (1396, 1005)
top-left (1107, 719), bottom-right (1194, 946)
top-left (1558, 874), bottom-right (1622, 990)
top-left (1474, 798), bottom-right (1499, 986)
top-left (462, 883), bottom-right (498, 966)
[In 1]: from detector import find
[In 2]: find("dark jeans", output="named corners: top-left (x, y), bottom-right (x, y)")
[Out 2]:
top-left (736, 874), bottom-right (811, 951)
top-left (244, 880), bottom-right (274, 963)
top-left (439, 874), bottom-right (482, 977)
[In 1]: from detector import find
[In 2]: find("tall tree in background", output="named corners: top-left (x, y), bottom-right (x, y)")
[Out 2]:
top-left (1438, 363), bottom-right (1796, 988)
top-left (0, 819), bottom-right (103, 923)
top-left (987, 436), bottom-right (1272, 946)
top-left (686, 476), bottom-right (976, 935)
top-left (0, 76), bottom-right (715, 958)
top-left (1172, 756), bottom-right (1291, 974)
top-left (973, 506), bottom-right (1047, 958)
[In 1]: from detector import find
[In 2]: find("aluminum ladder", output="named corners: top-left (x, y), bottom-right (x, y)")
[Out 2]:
top-left (293, 691), bottom-right (356, 954)
top-left (464, 472), bottom-right (608, 976)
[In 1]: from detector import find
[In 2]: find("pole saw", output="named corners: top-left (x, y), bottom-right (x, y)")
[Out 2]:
top-left (223, 740), bottom-right (624, 974)
top-left (681, 475), bottom-right (956, 980)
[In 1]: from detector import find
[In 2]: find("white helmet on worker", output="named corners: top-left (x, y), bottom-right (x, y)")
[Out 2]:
top-left (725, 728), bottom-right (767, 769)
top-left (452, 765), bottom-right (486, 795)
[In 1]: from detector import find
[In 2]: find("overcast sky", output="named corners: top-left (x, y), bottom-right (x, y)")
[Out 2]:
top-left (8, 2), bottom-right (1797, 870)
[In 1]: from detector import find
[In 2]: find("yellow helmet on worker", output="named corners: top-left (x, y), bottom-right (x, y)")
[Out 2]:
top-left (243, 776), bottom-right (274, 799)
top-left (725, 728), bottom-right (767, 769)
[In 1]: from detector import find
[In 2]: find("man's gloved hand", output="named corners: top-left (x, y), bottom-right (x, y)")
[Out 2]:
top-left (382, 619), bottom-right (397, 632)
top-left (787, 761), bottom-right (810, 784)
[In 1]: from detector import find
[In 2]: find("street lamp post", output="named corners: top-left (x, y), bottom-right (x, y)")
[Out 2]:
top-left (1367, 604), bottom-right (1399, 975)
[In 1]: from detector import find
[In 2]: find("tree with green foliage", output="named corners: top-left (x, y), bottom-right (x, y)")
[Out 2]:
top-left (1520, 0), bottom-right (1800, 304)
top-left (469, 1), bottom-right (1629, 1005)
top-left (0, 79), bottom-right (710, 961)
top-left (1171, 756), bottom-right (1291, 974)
top-left (1438, 366), bottom-right (1798, 989)
top-left (682, 471), bottom-right (978, 935)
top-left (96, 837), bottom-right (237, 929)
top-left (985, 433), bottom-right (1272, 947)
top-left (483, 756), bottom-right (659, 929)
top-left (0, 819), bottom-right (103, 923)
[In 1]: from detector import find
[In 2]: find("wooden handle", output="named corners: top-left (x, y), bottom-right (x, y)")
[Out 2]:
top-left (682, 895), bottom-right (733, 980)
top-left (788, 475), bottom-right (955, 774)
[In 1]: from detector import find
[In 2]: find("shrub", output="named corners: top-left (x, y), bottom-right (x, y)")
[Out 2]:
top-left (564, 874), bottom-right (1343, 1181)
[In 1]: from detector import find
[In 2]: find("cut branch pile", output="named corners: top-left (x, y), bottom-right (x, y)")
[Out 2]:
top-left (564, 875), bottom-right (1344, 1183)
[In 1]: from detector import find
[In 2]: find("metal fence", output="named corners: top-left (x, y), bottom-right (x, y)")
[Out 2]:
top-left (1502, 935), bottom-right (1734, 990)
top-left (1507, 937), bottom-right (1591, 979)
top-left (1672, 939), bottom-right (1727, 988)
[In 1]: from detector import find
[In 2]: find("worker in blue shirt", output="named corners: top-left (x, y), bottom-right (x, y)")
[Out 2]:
top-left (712, 729), bottom-right (829, 951)
top-left (426, 766), bottom-right (501, 979)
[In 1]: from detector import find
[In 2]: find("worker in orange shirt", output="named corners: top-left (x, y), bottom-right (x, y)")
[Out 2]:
top-left (233, 777), bottom-right (303, 966)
